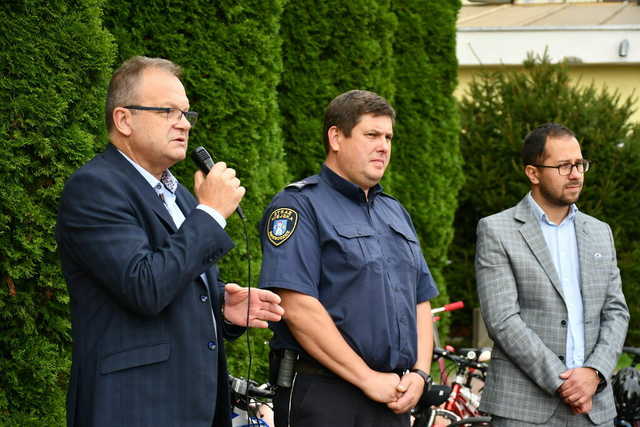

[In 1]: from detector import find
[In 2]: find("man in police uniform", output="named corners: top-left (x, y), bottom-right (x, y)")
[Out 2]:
top-left (259, 90), bottom-right (438, 426)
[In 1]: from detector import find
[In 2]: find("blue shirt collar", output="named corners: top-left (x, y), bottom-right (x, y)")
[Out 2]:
top-left (320, 164), bottom-right (383, 203)
top-left (527, 192), bottom-right (578, 226)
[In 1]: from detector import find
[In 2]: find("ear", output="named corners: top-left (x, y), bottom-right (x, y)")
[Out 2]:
top-left (112, 107), bottom-right (134, 137)
top-left (524, 165), bottom-right (540, 185)
top-left (327, 126), bottom-right (341, 153)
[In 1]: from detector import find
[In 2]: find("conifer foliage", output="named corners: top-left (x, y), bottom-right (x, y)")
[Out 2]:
top-left (0, 1), bottom-right (114, 424)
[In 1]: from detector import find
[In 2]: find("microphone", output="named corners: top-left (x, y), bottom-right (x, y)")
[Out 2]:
top-left (191, 146), bottom-right (246, 220)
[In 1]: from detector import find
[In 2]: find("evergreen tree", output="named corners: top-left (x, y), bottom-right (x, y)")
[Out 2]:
top-left (448, 54), bottom-right (640, 344)
top-left (0, 1), bottom-right (114, 424)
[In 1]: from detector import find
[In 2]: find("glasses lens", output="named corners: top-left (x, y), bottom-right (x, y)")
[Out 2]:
top-left (581, 160), bottom-right (590, 172)
top-left (184, 111), bottom-right (198, 126)
top-left (166, 109), bottom-right (198, 127)
top-left (559, 161), bottom-right (589, 175)
top-left (559, 164), bottom-right (572, 175)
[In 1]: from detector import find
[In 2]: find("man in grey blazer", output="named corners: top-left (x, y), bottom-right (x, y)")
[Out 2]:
top-left (57, 56), bottom-right (284, 426)
top-left (475, 123), bottom-right (629, 426)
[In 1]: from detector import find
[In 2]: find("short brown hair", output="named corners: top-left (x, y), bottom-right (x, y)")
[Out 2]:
top-left (323, 90), bottom-right (395, 153)
top-left (521, 123), bottom-right (576, 166)
top-left (105, 56), bottom-right (182, 132)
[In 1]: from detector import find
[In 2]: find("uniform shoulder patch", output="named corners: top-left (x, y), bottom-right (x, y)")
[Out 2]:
top-left (266, 207), bottom-right (299, 246)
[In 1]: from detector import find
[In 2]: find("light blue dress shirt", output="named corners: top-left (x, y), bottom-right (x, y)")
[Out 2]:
top-left (528, 193), bottom-right (584, 368)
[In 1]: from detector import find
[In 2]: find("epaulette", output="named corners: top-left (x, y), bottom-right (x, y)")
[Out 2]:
top-left (285, 175), bottom-right (320, 191)
top-left (378, 191), bottom-right (398, 202)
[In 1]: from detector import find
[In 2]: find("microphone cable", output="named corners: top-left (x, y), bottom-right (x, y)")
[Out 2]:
top-left (191, 146), bottom-right (257, 422)
top-left (239, 213), bottom-right (256, 423)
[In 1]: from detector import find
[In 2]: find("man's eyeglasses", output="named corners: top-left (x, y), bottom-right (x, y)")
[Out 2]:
top-left (531, 160), bottom-right (590, 176)
top-left (124, 105), bottom-right (198, 127)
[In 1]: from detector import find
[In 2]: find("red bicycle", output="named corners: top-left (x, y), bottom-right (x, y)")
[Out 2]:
top-left (412, 301), bottom-right (492, 426)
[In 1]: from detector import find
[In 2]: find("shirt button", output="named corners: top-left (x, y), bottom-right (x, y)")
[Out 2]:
top-left (208, 341), bottom-right (217, 351)
top-left (561, 320), bottom-right (567, 326)
top-left (200, 295), bottom-right (208, 302)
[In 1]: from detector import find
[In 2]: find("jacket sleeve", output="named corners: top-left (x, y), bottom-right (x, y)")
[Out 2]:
top-left (475, 217), bottom-right (567, 395)
top-left (57, 169), bottom-right (235, 317)
top-left (584, 223), bottom-right (629, 379)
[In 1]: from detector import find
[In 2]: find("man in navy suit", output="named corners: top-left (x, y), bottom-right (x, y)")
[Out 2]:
top-left (56, 56), bottom-right (284, 427)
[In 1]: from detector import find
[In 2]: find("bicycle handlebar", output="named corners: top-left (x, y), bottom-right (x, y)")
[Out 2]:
top-left (431, 301), bottom-right (464, 314)
top-left (433, 347), bottom-right (488, 371)
top-left (229, 375), bottom-right (276, 399)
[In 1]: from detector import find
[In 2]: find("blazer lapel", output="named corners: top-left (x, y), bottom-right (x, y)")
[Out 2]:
top-left (575, 212), bottom-right (596, 294)
top-left (515, 197), bottom-right (565, 300)
top-left (102, 144), bottom-right (178, 233)
top-left (175, 187), bottom-right (195, 217)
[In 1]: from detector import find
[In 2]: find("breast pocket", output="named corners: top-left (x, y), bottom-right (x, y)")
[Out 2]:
top-left (333, 223), bottom-right (383, 267)
top-left (388, 221), bottom-right (420, 272)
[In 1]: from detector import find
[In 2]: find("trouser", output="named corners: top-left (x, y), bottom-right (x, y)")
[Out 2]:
top-left (273, 373), bottom-right (410, 427)
top-left (490, 401), bottom-right (613, 427)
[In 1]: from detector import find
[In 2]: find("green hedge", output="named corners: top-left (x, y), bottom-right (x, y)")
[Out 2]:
top-left (447, 54), bottom-right (640, 345)
top-left (1, 0), bottom-right (464, 420)
top-left (102, 0), bottom-right (288, 382)
top-left (0, 1), bottom-right (114, 425)
top-left (278, 0), bottom-right (397, 180)
top-left (387, 0), bottom-right (463, 319)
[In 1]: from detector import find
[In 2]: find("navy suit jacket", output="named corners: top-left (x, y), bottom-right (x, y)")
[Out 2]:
top-left (56, 144), bottom-right (243, 427)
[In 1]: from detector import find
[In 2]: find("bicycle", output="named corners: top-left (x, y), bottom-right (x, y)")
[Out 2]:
top-left (412, 301), bottom-right (492, 426)
top-left (613, 346), bottom-right (640, 427)
top-left (230, 302), bottom-right (492, 427)
top-left (229, 375), bottom-right (275, 427)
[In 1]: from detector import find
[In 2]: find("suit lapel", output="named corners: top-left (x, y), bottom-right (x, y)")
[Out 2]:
top-left (575, 212), bottom-right (596, 294)
top-left (515, 197), bottom-right (565, 300)
top-left (175, 186), bottom-right (195, 217)
top-left (102, 144), bottom-right (178, 232)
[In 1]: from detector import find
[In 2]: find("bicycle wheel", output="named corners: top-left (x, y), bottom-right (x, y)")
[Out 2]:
top-left (448, 415), bottom-right (492, 426)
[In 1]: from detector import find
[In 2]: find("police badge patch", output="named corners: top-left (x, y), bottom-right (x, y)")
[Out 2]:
top-left (266, 208), bottom-right (299, 246)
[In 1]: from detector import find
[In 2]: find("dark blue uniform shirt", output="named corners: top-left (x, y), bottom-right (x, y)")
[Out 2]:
top-left (259, 165), bottom-right (438, 372)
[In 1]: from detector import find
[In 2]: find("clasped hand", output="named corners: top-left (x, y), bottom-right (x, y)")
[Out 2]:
top-left (362, 371), bottom-right (425, 414)
top-left (223, 283), bottom-right (284, 328)
top-left (557, 367), bottom-right (600, 414)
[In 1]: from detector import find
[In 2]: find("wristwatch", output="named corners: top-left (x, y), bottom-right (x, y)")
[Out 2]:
top-left (591, 368), bottom-right (607, 394)
top-left (410, 368), bottom-right (432, 388)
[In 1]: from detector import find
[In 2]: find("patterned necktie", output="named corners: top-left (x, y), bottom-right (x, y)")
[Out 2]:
top-left (160, 170), bottom-right (177, 194)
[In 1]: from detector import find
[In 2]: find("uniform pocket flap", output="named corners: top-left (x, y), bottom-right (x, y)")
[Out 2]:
top-left (100, 343), bottom-right (170, 374)
top-left (334, 223), bottom-right (375, 239)
top-left (388, 222), bottom-right (418, 242)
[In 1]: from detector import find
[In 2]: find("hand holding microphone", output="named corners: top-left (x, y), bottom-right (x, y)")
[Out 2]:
top-left (192, 146), bottom-right (246, 219)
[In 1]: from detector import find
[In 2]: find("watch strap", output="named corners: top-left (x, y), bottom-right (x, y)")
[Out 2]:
top-left (410, 368), bottom-right (432, 386)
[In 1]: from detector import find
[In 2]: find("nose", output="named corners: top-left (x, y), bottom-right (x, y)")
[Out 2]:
top-left (175, 113), bottom-right (192, 130)
top-left (376, 135), bottom-right (391, 152)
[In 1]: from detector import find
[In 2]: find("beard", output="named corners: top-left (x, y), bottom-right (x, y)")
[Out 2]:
top-left (539, 180), bottom-right (582, 207)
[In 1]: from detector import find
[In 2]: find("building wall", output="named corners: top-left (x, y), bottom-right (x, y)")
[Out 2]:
top-left (457, 64), bottom-right (640, 122)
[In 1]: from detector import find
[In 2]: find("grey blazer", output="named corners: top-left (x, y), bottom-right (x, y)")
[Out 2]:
top-left (475, 196), bottom-right (629, 424)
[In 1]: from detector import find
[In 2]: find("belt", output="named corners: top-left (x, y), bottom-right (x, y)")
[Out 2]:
top-left (294, 357), bottom-right (405, 379)
top-left (295, 358), bottom-right (336, 377)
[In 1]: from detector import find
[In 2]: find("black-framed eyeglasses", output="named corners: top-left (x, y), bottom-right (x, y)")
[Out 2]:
top-left (124, 105), bottom-right (198, 127)
top-left (531, 160), bottom-right (590, 176)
